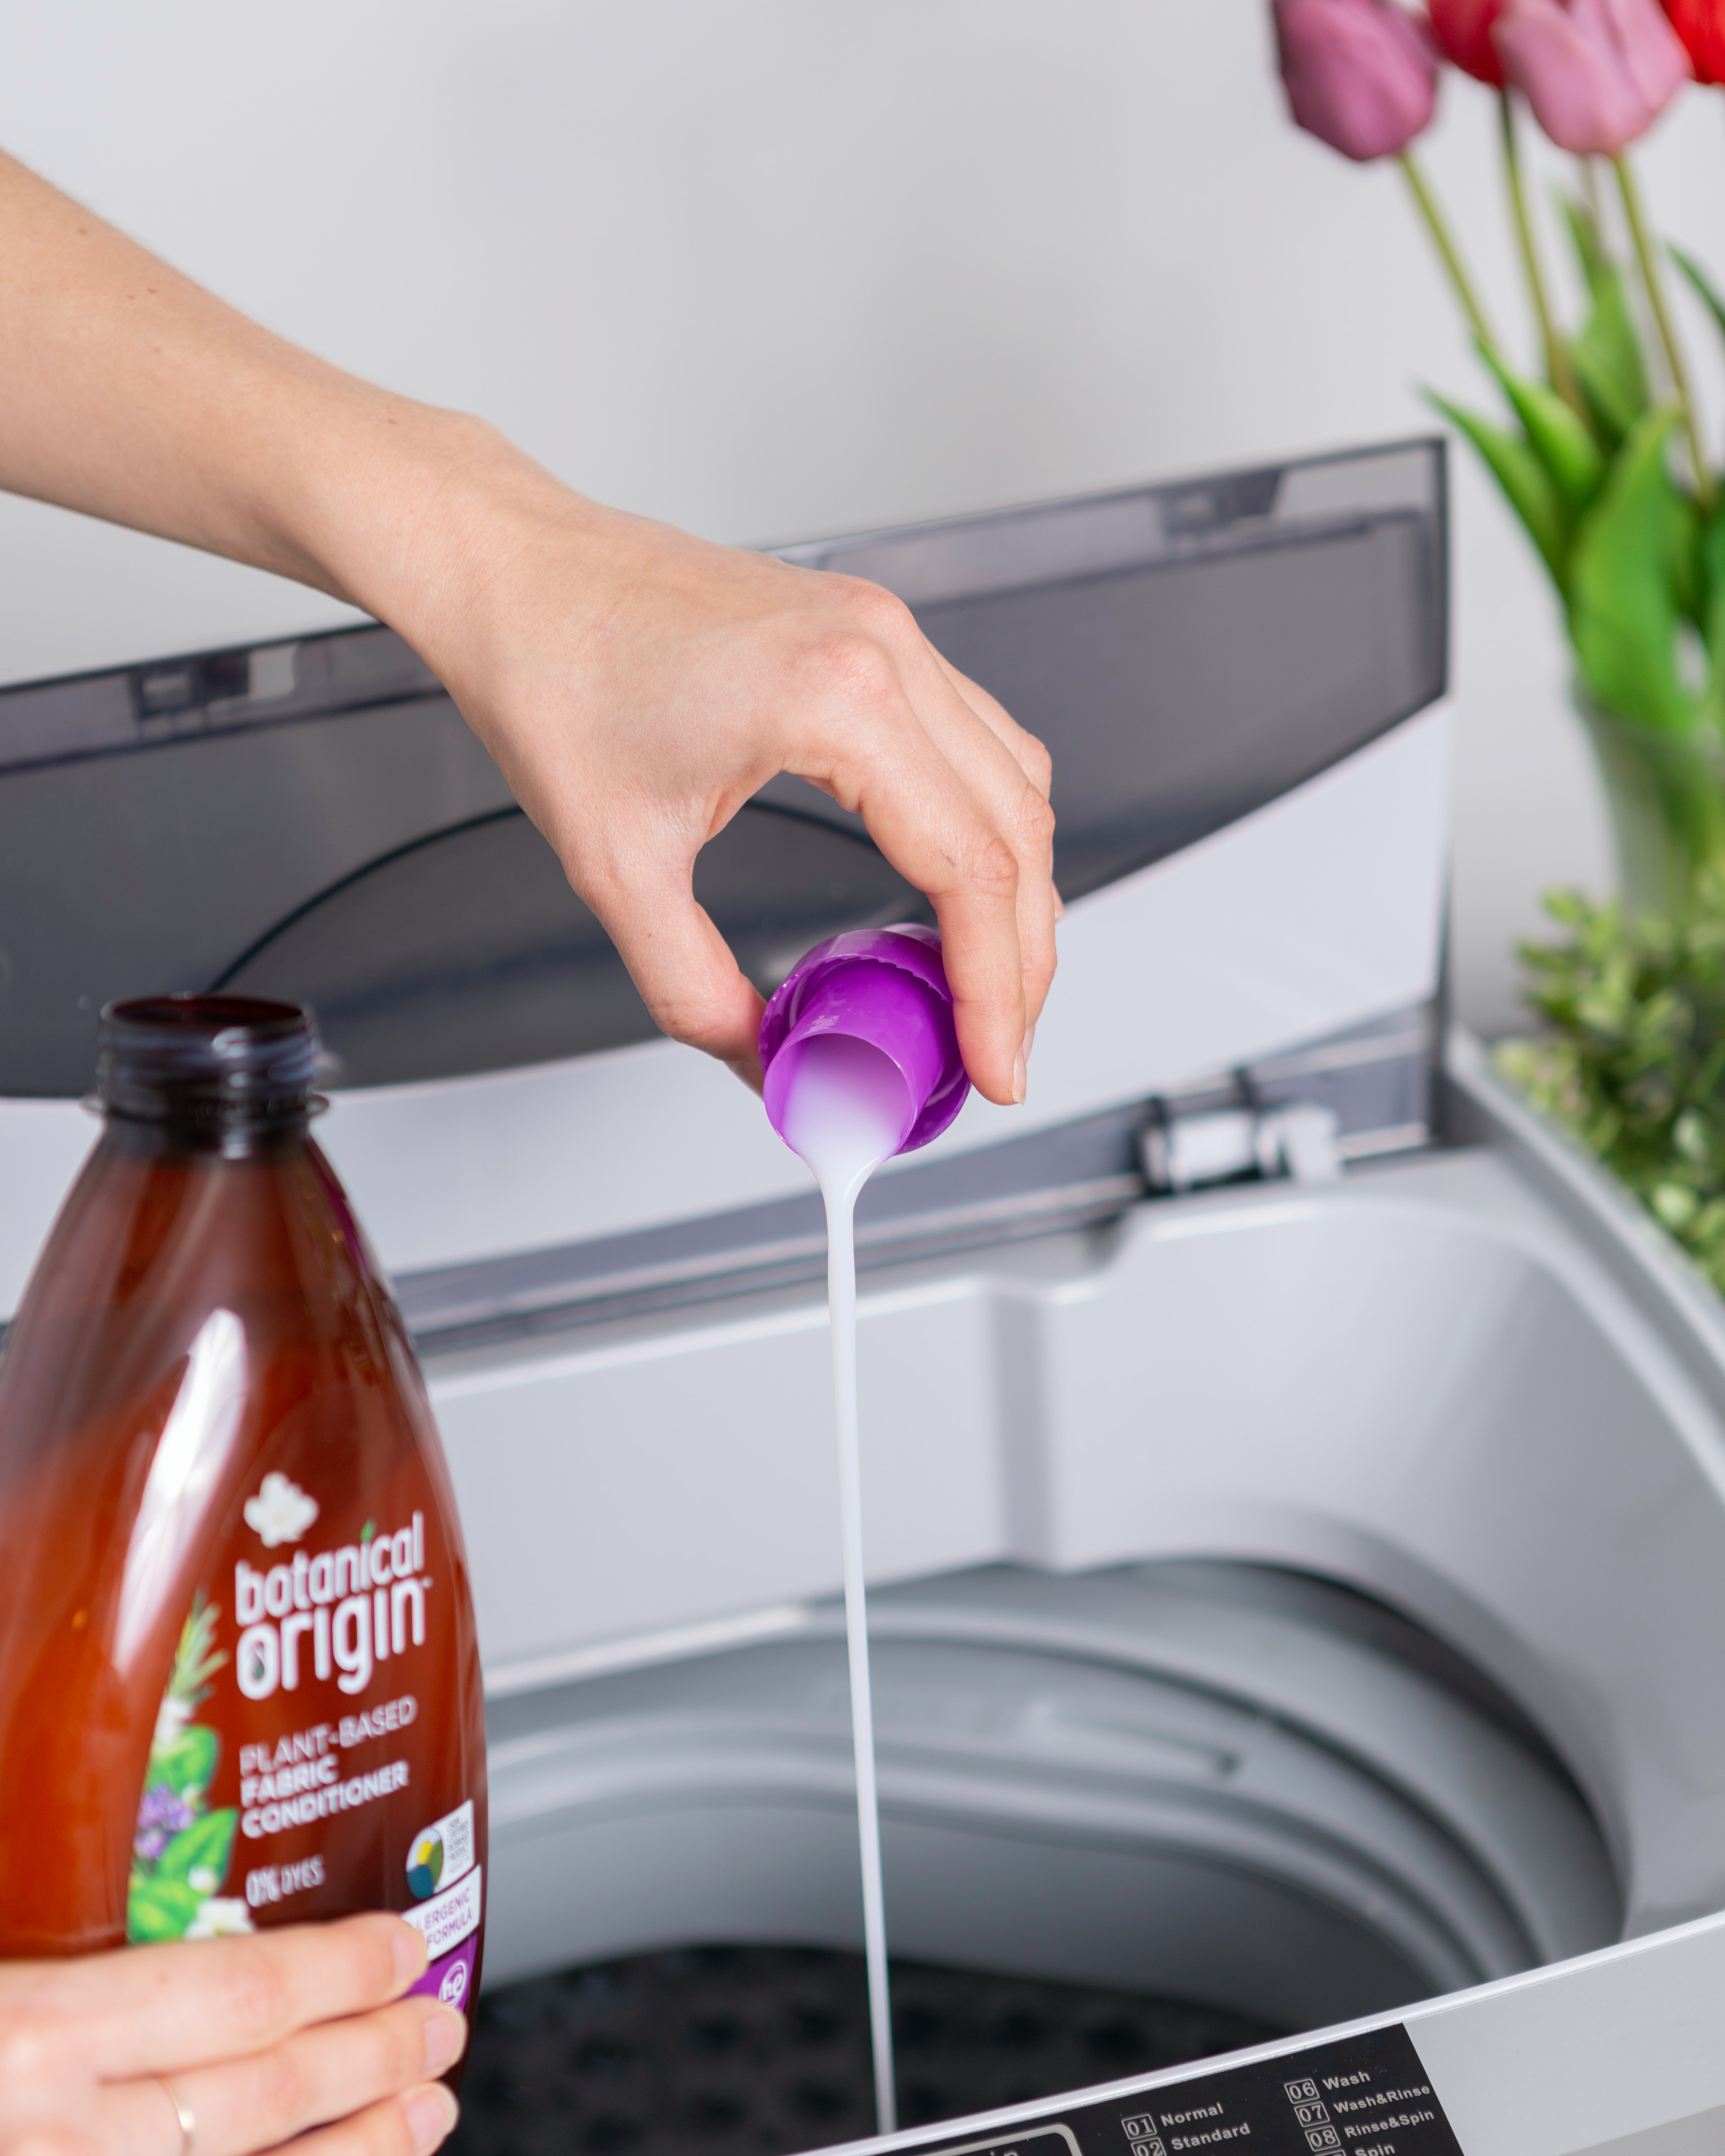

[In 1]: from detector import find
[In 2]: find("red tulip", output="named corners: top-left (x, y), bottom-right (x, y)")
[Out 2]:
top-left (1495, 0), bottom-right (1690, 151)
top-left (1273, 0), bottom-right (1441, 160)
top-left (1429, 0), bottom-right (1509, 82)
top-left (1663, 0), bottom-right (1725, 83)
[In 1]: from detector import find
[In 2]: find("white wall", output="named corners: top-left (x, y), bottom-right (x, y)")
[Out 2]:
top-left (1, 1), bottom-right (1722, 1034)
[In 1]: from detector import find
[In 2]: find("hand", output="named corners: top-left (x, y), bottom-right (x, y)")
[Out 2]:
top-left (382, 456), bottom-right (1059, 1101)
top-left (0, 1914), bottom-right (465, 2156)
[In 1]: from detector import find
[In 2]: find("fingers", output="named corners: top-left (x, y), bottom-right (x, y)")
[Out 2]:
top-left (584, 856), bottom-right (768, 1088)
top-left (271, 2085), bottom-right (460, 2156)
top-left (794, 649), bottom-right (1027, 1103)
top-left (9, 1915), bottom-right (425, 2084)
top-left (930, 649), bottom-right (1054, 798)
top-left (96, 2067), bottom-right (459, 2156)
top-left (132, 1996), bottom-right (466, 2156)
top-left (927, 651), bottom-right (1060, 1017)
top-left (902, 645), bottom-right (1058, 1043)
top-left (793, 593), bottom-right (1057, 1105)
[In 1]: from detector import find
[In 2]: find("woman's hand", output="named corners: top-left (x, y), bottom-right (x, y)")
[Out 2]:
top-left (0, 1914), bottom-right (465, 2155)
top-left (376, 455), bottom-right (1059, 1099)
top-left (0, 149), bottom-right (1057, 1103)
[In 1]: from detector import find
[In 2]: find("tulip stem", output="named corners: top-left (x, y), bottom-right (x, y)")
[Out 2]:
top-left (1614, 153), bottom-right (1715, 515)
top-left (1399, 152), bottom-right (1498, 358)
top-left (1500, 93), bottom-right (1586, 419)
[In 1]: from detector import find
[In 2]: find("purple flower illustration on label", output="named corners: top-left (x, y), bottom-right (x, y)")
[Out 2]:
top-left (133, 1782), bottom-right (197, 1862)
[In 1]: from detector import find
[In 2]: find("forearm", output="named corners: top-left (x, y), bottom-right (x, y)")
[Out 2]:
top-left (0, 148), bottom-right (509, 630)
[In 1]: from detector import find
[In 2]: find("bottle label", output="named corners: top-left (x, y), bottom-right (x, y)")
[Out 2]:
top-left (127, 1472), bottom-right (480, 1951)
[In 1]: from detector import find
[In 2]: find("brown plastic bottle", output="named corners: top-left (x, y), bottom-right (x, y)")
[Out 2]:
top-left (0, 996), bottom-right (487, 2037)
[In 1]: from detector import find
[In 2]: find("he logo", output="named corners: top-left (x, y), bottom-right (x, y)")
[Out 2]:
top-left (439, 1959), bottom-right (469, 2008)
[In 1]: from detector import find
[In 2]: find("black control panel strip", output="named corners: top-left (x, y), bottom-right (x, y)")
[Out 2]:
top-left (887, 2023), bottom-right (1460, 2156)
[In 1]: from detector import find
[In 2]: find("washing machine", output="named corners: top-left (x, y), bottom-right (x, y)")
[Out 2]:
top-left (3, 438), bottom-right (1722, 2156)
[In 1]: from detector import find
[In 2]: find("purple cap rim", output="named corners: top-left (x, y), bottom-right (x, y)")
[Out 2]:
top-left (758, 924), bottom-right (969, 1153)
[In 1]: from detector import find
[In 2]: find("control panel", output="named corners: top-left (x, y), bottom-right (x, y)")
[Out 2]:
top-left (912, 2023), bottom-right (1460, 2156)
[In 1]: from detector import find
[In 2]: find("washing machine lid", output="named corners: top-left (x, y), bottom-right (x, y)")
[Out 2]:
top-left (0, 638), bottom-right (923, 1098)
top-left (0, 436), bottom-right (1445, 1102)
top-left (0, 437), bottom-right (1449, 1320)
top-left (771, 436), bottom-right (1446, 905)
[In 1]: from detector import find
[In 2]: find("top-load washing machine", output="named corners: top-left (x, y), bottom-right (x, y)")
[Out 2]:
top-left (4, 437), bottom-right (1725, 2156)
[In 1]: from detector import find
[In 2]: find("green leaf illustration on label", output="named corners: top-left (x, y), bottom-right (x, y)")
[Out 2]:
top-left (127, 1878), bottom-right (206, 1943)
top-left (157, 1807), bottom-right (239, 1890)
top-left (127, 1596), bottom-right (252, 1943)
top-left (153, 1723), bottom-right (218, 1800)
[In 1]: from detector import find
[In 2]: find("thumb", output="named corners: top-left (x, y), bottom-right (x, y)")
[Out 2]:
top-left (588, 865), bottom-right (766, 1091)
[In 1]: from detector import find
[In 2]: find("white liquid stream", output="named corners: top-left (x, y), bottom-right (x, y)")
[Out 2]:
top-left (779, 1034), bottom-right (911, 2136)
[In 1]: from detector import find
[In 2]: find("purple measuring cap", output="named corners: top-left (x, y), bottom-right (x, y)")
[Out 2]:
top-left (759, 924), bottom-right (970, 1157)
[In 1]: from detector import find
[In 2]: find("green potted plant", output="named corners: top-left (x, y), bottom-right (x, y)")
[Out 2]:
top-left (1271, 0), bottom-right (1725, 1292)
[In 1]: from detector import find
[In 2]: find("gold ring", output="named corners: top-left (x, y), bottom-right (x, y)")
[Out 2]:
top-left (157, 2075), bottom-right (195, 2156)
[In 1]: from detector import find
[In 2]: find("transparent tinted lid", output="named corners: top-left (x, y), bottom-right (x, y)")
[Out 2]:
top-left (0, 437), bottom-right (1444, 1097)
top-left (772, 436), bottom-right (1446, 898)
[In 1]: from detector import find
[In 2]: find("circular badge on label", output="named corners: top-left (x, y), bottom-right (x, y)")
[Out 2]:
top-left (406, 1828), bottom-right (444, 1899)
top-left (439, 1960), bottom-right (469, 2007)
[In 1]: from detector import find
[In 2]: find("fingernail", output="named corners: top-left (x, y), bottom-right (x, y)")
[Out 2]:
top-left (1022, 1024), bottom-right (1036, 1065)
top-left (1012, 1051), bottom-right (1026, 1105)
top-left (423, 2001), bottom-right (469, 2077)
top-left (406, 2084), bottom-right (460, 2152)
top-left (1053, 889), bottom-right (1066, 922)
top-left (392, 1918), bottom-right (429, 1988)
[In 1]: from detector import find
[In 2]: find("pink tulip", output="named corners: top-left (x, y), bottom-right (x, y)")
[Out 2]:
top-left (1494, 0), bottom-right (1690, 152)
top-left (1273, 0), bottom-right (1441, 161)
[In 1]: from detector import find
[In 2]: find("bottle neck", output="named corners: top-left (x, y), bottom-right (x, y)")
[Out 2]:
top-left (93, 994), bottom-right (319, 1156)
top-left (97, 1105), bottom-right (315, 1162)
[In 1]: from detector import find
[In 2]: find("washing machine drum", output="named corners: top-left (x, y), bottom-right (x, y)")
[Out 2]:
top-left (482, 1561), bottom-right (1620, 2035)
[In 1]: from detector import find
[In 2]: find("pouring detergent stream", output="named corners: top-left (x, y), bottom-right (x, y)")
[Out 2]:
top-left (760, 925), bottom-right (970, 2137)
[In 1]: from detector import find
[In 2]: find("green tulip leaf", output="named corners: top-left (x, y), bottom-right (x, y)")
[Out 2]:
top-left (1570, 335), bottom-right (1645, 450)
top-left (1570, 408), bottom-right (1699, 735)
top-left (1427, 390), bottom-right (1571, 592)
top-left (1564, 198), bottom-right (1651, 448)
top-left (1563, 190), bottom-right (1610, 283)
top-left (1672, 244), bottom-right (1725, 353)
top-left (1477, 343), bottom-right (1606, 511)
top-left (1692, 495), bottom-right (1725, 739)
top-left (1671, 249), bottom-right (1725, 671)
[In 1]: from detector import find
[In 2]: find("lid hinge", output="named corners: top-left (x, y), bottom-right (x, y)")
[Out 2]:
top-left (1141, 1099), bottom-right (1342, 1196)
